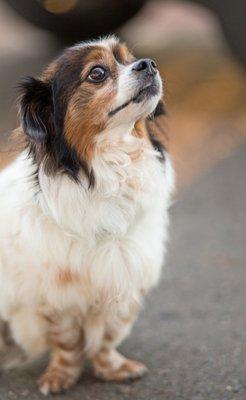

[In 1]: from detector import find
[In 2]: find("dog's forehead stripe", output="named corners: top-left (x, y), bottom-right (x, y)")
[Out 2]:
top-left (112, 43), bottom-right (134, 65)
top-left (72, 36), bottom-right (119, 52)
top-left (71, 37), bottom-right (132, 67)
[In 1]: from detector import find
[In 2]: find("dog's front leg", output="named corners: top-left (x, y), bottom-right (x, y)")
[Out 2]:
top-left (92, 303), bottom-right (147, 381)
top-left (38, 313), bottom-right (84, 395)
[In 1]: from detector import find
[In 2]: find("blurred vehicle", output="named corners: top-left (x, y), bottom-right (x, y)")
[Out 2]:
top-left (4, 0), bottom-right (146, 45)
top-left (3, 0), bottom-right (246, 66)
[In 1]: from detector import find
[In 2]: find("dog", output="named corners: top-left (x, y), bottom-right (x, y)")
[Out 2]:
top-left (0, 36), bottom-right (174, 394)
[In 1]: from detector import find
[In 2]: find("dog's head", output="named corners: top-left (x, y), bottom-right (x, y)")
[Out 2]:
top-left (19, 36), bottom-right (165, 184)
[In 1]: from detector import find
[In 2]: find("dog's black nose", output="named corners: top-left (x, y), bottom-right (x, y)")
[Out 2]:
top-left (132, 58), bottom-right (157, 76)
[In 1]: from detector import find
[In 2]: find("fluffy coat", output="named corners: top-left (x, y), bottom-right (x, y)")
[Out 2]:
top-left (0, 37), bottom-right (174, 394)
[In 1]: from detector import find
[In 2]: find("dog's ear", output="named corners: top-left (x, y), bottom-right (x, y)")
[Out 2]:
top-left (153, 99), bottom-right (166, 118)
top-left (19, 77), bottom-right (54, 142)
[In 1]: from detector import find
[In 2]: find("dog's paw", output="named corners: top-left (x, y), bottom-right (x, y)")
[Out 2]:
top-left (94, 358), bottom-right (148, 382)
top-left (38, 367), bottom-right (78, 395)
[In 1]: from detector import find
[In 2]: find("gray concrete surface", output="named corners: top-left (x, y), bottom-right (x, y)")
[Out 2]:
top-left (0, 145), bottom-right (245, 400)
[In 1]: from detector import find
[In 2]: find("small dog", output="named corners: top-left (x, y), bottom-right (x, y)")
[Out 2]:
top-left (0, 36), bottom-right (174, 394)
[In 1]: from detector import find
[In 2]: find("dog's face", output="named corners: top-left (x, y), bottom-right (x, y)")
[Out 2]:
top-left (20, 37), bottom-right (164, 183)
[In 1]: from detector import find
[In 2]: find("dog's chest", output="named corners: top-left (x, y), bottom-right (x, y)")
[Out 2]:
top-left (50, 151), bottom-right (166, 311)
top-left (83, 147), bottom-right (165, 238)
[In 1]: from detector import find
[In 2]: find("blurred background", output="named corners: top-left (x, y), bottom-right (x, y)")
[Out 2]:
top-left (0, 1), bottom-right (245, 399)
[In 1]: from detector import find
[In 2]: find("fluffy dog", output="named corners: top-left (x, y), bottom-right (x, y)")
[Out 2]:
top-left (0, 36), bottom-right (174, 394)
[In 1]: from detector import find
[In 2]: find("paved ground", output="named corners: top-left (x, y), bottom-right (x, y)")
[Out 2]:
top-left (1, 145), bottom-right (246, 400)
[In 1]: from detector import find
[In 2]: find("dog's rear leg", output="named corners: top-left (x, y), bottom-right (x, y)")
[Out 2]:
top-left (1, 309), bottom-right (48, 370)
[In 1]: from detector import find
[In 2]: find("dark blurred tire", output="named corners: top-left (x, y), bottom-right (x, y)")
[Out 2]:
top-left (4, 0), bottom-right (146, 45)
top-left (4, 0), bottom-right (246, 66)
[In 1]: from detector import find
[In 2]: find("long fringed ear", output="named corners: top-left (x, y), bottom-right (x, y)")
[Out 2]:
top-left (19, 77), bottom-right (54, 142)
top-left (153, 99), bottom-right (166, 118)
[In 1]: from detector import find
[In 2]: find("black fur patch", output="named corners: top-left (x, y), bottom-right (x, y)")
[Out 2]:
top-left (149, 134), bottom-right (165, 162)
top-left (20, 77), bottom-right (53, 142)
top-left (19, 47), bottom-right (95, 186)
top-left (146, 122), bottom-right (166, 162)
top-left (153, 100), bottom-right (166, 118)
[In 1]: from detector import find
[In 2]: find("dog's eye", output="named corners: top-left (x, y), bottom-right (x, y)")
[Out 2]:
top-left (87, 66), bottom-right (107, 83)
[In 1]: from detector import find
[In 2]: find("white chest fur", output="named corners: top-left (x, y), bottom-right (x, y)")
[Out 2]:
top-left (0, 132), bottom-right (174, 319)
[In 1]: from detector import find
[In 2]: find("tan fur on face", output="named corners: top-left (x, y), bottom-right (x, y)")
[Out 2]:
top-left (64, 89), bottom-right (112, 162)
top-left (112, 42), bottom-right (135, 65)
top-left (64, 44), bottom-right (133, 162)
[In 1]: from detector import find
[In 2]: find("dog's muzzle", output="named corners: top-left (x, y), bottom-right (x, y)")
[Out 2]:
top-left (132, 58), bottom-right (158, 77)
top-left (108, 58), bottom-right (161, 117)
top-left (131, 58), bottom-right (160, 104)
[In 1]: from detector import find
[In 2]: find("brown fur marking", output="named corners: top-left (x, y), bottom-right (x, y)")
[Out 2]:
top-left (64, 46), bottom-right (120, 161)
top-left (57, 270), bottom-right (80, 285)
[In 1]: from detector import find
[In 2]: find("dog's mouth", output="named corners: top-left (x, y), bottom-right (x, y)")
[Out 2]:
top-left (108, 81), bottom-right (160, 117)
top-left (132, 84), bottom-right (153, 102)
